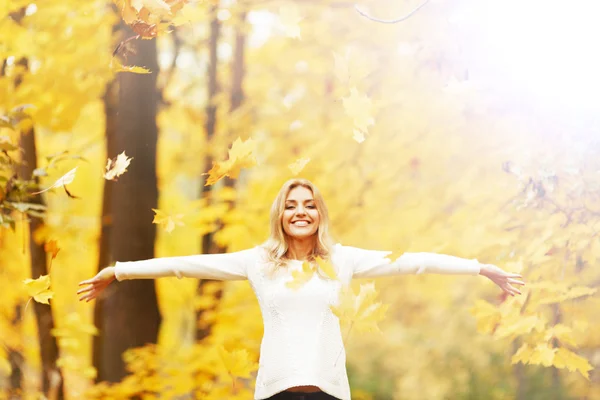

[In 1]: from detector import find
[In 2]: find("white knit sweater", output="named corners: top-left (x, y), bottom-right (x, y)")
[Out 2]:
top-left (114, 243), bottom-right (481, 400)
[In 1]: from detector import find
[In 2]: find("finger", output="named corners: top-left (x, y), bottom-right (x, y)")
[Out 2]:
top-left (508, 279), bottom-right (525, 286)
top-left (82, 293), bottom-right (95, 302)
top-left (507, 283), bottom-right (522, 295)
top-left (77, 285), bottom-right (94, 295)
top-left (78, 278), bottom-right (98, 286)
top-left (508, 273), bottom-right (522, 278)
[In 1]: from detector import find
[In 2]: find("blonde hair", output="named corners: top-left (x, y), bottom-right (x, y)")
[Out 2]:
top-left (262, 179), bottom-right (335, 274)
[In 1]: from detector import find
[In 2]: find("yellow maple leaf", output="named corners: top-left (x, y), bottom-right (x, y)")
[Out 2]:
top-left (315, 256), bottom-right (337, 280)
top-left (152, 208), bottom-right (184, 233)
top-left (226, 138), bottom-right (258, 178)
top-left (288, 157), bottom-right (310, 176)
top-left (23, 275), bottom-right (53, 304)
top-left (286, 261), bottom-right (315, 290)
top-left (548, 324), bottom-right (577, 347)
top-left (331, 282), bottom-right (389, 334)
top-left (217, 345), bottom-right (258, 391)
top-left (469, 299), bottom-right (501, 334)
top-left (493, 315), bottom-right (545, 340)
top-left (204, 138), bottom-right (257, 186)
top-left (537, 285), bottom-right (597, 305)
top-left (552, 347), bottom-right (593, 380)
top-left (528, 343), bottom-right (556, 367)
top-left (511, 343), bottom-right (534, 365)
top-left (342, 88), bottom-right (375, 132)
top-left (279, 5), bottom-right (302, 39)
top-left (104, 151), bottom-right (133, 180)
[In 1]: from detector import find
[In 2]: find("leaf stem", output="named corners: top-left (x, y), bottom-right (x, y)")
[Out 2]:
top-left (334, 322), bottom-right (354, 367)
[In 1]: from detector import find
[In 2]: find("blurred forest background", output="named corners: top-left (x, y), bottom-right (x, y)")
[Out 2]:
top-left (1, 0), bottom-right (599, 399)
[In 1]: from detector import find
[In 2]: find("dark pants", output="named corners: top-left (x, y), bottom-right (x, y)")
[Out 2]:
top-left (264, 391), bottom-right (340, 400)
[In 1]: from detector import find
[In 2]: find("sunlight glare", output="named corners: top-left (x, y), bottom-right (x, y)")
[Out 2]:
top-left (454, 0), bottom-right (600, 112)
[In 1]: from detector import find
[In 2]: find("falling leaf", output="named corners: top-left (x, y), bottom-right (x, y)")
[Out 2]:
top-left (279, 5), bottom-right (302, 39)
top-left (315, 256), bottom-right (337, 280)
top-left (352, 129), bottom-right (365, 143)
top-left (288, 157), bottom-right (310, 175)
top-left (104, 151), bottom-right (133, 180)
top-left (205, 138), bottom-right (257, 186)
top-left (23, 275), bottom-right (53, 304)
top-left (343, 88), bottom-right (375, 132)
top-left (152, 208), bottom-right (184, 233)
top-left (217, 345), bottom-right (258, 380)
top-left (45, 239), bottom-right (60, 259)
top-left (286, 261), bottom-right (315, 290)
top-left (331, 282), bottom-right (389, 334)
top-left (31, 167), bottom-right (77, 195)
top-left (110, 58), bottom-right (152, 74)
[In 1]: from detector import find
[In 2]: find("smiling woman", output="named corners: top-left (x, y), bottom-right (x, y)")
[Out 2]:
top-left (77, 178), bottom-right (524, 400)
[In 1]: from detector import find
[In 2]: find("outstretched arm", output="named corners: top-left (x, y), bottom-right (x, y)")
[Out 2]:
top-left (348, 247), bottom-right (524, 296)
top-left (77, 247), bottom-right (259, 302)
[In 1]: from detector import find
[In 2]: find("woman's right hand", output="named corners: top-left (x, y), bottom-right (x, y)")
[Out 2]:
top-left (77, 267), bottom-right (116, 302)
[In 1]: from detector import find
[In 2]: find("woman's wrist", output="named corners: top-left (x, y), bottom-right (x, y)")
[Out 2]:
top-left (478, 263), bottom-right (488, 276)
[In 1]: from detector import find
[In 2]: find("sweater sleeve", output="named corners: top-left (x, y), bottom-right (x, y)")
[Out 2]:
top-left (114, 247), bottom-right (258, 281)
top-left (347, 246), bottom-right (481, 279)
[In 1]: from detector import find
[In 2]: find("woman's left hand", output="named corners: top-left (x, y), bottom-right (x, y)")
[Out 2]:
top-left (479, 264), bottom-right (525, 296)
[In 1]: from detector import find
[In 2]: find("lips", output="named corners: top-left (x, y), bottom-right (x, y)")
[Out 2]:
top-left (292, 220), bottom-right (310, 226)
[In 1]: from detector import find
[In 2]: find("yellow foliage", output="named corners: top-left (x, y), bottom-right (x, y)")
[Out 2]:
top-left (553, 347), bottom-right (594, 380)
top-left (331, 282), bottom-right (389, 335)
top-left (288, 156), bottom-right (310, 175)
top-left (315, 256), bottom-right (337, 280)
top-left (286, 261), bottom-right (315, 290)
top-left (205, 137), bottom-right (257, 186)
top-left (23, 274), bottom-right (53, 304)
top-left (152, 208), bottom-right (185, 233)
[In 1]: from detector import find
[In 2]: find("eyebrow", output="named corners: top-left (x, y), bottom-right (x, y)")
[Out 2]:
top-left (285, 199), bottom-right (315, 203)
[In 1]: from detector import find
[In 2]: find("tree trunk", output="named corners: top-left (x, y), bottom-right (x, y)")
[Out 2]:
top-left (14, 49), bottom-right (64, 399)
top-left (95, 30), bottom-right (162, 382)
top-left (195, 3), bottom-right (224, 342)
top-left (92, 73), bottom-right (118, 381)
top-left (195, 6), bottom-right (248, 342)
top-left (18, 124), bottom-right (65, 399)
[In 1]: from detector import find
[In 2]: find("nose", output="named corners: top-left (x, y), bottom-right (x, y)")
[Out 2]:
top-left (295, 205), bottom-right (307, 216)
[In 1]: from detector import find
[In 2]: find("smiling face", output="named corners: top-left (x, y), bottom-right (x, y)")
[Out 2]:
top-left (282, 186), bottom-right (320, 240)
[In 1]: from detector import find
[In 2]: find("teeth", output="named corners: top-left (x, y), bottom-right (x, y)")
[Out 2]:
top-left (294, 221), bottom-right (309, 226)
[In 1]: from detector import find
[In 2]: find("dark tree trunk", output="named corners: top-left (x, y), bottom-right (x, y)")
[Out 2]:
top-left (92, 75), bottom-right (118, 380)
top-left (195, 3), bottom-right (224, 342)
top-left (95, 31), bottom-right (162, 382)
top-left (14, 50), bottom-right (64, 399)
top-left (18, 124), bottom-right (65, 399)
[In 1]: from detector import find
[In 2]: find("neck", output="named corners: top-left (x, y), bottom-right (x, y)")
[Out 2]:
top-left (286, 236), bottom-right (317, 260)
